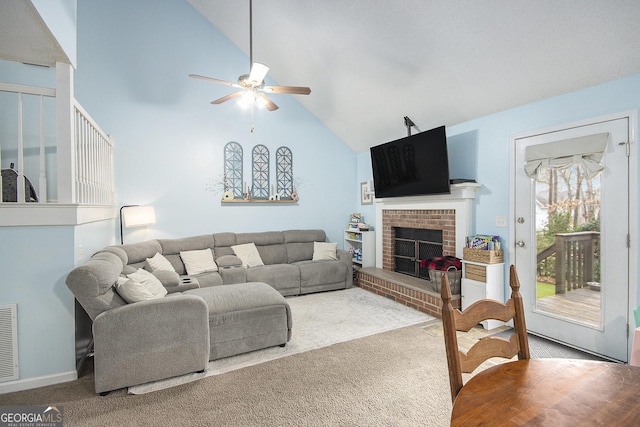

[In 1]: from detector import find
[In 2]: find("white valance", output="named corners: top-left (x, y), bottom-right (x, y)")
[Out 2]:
top-left (524, 132), bottom-right (609, 179)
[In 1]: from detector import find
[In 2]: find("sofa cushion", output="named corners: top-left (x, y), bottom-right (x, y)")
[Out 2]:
top-left (312, 242), bottom-right (338, 261)
top-left (246, 264), bottom-right (300, 295)
top-left (159, 235), bottom-right (214, 255)
top-left (236, 231), bottom-right (284, 246)
top-left (283, 229), bottom-right (326, 243)
top-left (191, 271), bottom-right (224, 287)
top-left (146, 252), bottom-right (175, 272)
top-left (115, 277), bottom-right (158, 303)
top-left (152, 270), bottom-right (180, 287)
top-left (65, 251), bottom-right (127, 320)
top-left (216, 254), bottom-right (243, 268)
top-left (257, 244), bottom-right (288, 265)
top-left (213, 232), bottom-right (237, 257)
top-left (232, 243), bottom-right (265, 268)
top-left (163, 254), bottom-right (186, 274)
top-left (127, 269), bottom-right (168, 298)
top-left (283, 230), bottom-right (326, 263)
top-left (295, 259), bottom-right (348, 289)
top-left (286, 242), bottom-right (315, 263)
top-left (118, 240), bottom-right (163, 265)
top-left (180, 249), bottom-right (218, 275)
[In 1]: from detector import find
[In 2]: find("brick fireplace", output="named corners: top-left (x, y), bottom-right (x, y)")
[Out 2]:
top-left (356, 183), bottom-right (480, 318)
top-left (382, 209), bottom-right (456, 273)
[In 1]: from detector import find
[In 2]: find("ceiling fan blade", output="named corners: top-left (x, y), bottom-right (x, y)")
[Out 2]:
top-left (248, 62), bottom-right (269, 85)
top-left (262, 85), bottom-right (311, 95)
top-left (258, 93), bottom-right (279, 111)
top-left (211, 91), bottom-right (243, 104)
top-left (189, 74), bottom-right (241, 88)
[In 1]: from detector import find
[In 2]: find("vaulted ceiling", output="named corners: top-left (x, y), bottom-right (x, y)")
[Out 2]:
top-left (2, 1), bottom-right (639, 154)
top-left (188, 0), bottom-right (640, 153)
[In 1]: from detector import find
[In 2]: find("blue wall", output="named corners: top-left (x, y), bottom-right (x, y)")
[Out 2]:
top-left (75, 0), bottom-right (357, 245)
top-left (0, 226), bottom-right (75, 380)
top-left (2, 0), bottom-right (639, 390)
top-left (358, 72), bottom-right (640, 299)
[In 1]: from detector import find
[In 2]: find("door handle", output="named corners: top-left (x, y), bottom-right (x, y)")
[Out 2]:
top-left (516, 240), bottom-right (526, 248)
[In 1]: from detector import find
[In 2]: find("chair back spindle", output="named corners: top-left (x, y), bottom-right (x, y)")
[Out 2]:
top-left (440, 264), bottom-right (530, 402)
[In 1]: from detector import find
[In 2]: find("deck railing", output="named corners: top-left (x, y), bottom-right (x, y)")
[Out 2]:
top-left (537, 231), bottom-right (600, 294)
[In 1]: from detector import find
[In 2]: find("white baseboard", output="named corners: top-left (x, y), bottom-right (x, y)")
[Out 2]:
top-left (0, 370), bottom-right (78, 395)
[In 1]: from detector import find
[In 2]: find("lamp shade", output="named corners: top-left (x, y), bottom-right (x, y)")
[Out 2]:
top-left (122, 205), bottom-right (156, 228)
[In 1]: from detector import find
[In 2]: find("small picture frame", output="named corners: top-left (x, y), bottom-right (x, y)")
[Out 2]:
top-left (360, 181), bottom-right (373, 205)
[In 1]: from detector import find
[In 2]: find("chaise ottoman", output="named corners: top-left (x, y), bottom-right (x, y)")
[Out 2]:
top-left (184, 281), bottom-right (292, 360)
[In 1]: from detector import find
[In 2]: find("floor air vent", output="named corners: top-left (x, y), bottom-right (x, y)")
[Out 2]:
top-left (0, 304), bottom-right (19, 382)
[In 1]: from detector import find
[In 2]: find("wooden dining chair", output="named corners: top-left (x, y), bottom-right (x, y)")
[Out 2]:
top-left (440, 264), bottom-right (530, 403)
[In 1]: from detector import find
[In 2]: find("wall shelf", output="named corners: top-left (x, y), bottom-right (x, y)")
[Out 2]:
top-left (221, 199), bottom-right (298, 204)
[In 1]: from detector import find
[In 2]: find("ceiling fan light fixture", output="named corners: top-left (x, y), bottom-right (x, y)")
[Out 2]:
top-left (238, 90), bottom-right (256, 109)
top-left (255, 94), bottom-right (268, 109)
top-left (248, 62), bottom-right (269, 85)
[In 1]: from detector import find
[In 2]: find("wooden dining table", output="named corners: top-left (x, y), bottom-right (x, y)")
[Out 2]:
top-left (451, 358), bottom-right (640, 426)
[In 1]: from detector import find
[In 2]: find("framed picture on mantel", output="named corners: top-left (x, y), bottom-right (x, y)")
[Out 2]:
top-left (360, 182), bottom-right (373, 205)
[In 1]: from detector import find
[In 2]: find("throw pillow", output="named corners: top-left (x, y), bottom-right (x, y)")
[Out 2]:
top-left (127, 268), bottom-right (168, 298)
top-left (180, 249), bottom-right (218, 275)
top-left (115, 277), bottom-right (156, 303)
top-left (146, 252), bottom-right (176, 272)
top-left (231, 243), bottom-right (265, 268)
top-left (312, 241), bottom-right (338, 261)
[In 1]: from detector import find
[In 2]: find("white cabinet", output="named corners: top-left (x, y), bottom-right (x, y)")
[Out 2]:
top-left (344, 230), bottom-right (376, 268)
top-left (461, 261), bottom-right (505, 330)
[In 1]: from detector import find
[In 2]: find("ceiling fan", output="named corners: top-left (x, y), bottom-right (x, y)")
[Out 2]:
top-left (189, 0), bottom-right (311, 112)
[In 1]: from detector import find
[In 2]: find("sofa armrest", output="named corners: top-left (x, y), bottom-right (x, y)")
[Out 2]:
top-left (337, 249), bottom-right (354, 288)
top-left (337, 249), bottom-right (351, 263)
top-left (92, 294), bottom-right (210, 393)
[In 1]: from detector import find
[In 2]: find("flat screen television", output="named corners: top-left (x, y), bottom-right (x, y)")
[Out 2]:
top-left (370, 125), bottom-right (450, 198)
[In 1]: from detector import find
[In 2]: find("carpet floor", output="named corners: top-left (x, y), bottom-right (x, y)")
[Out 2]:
top-left (0, 322), bottom-right (454, 427)
top-left (130, 287), bottom-right (435, 394)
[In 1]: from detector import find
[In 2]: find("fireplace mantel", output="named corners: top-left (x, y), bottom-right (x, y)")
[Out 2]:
top-left (374, 183), bottom-right (481, 267)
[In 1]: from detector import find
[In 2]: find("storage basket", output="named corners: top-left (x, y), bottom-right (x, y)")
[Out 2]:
top-left (429, 267), bottom-right (461, 295)
top-left (465, 263), bottom-right (487, 282)
top-left (463, 248), bottom-right (504, 264)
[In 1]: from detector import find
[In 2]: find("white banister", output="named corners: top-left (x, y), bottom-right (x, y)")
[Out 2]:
top-left (56, 62), bottom-right (75, 204)
top-left (39, 95), bottom-right (47, 203)
top-left (17, 93), bottom-right (25, 203)
top-left (0, 62), bottom-right (115, 225)
top-left (73, 100), bottom-right (114, 205)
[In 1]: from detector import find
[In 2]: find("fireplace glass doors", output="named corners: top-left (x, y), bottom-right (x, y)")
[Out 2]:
top-left (393, 227), bottom-right (443, 279)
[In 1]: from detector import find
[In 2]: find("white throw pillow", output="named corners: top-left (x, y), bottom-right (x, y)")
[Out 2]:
top-left (115, 277), bottom-right (157, 303)
top-left (127, 268), bottom-right (168, 298)
top-left (231, 243), bottom-right (265, 268)
top-left (146, 252), bottom-right (176, 272)
top-left (312, 241), bottom-right (338, 261)
top-left (180, 249), bottom-right (218, 275)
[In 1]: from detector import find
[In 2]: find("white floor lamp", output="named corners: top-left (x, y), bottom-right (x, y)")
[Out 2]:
top-left (120, 205), bottom-right (156, 244)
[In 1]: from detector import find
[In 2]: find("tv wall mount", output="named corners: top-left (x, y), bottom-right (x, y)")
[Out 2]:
top-left (404, 116), bottom-right (421, 136)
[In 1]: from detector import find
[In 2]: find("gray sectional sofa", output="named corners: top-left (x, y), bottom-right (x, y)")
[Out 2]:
top-left (66, 229), bottom-right (352, 394)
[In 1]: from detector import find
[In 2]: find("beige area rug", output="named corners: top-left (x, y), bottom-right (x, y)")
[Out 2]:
top-left (130, 287), bottom-right (435, 394)
top-left (1, 322), bottom-right (455, 426)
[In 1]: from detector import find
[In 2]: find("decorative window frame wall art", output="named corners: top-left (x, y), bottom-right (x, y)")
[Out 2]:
top-left (219, 142), bottom-right (298, 203)
top-left (360, 181), bottom-right (373, 205)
